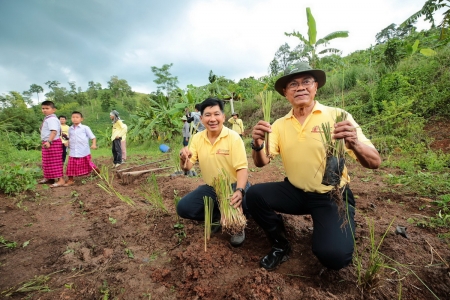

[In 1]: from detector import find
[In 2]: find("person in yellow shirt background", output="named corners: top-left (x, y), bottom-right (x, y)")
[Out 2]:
top-left (228, 112), bottom-right (244, 138)
top-left (120, 122), bottom-right (128, 163)
top-left (109, 110), bottom-right (126, 168)
top-left (59, 115), bottom-right (70, 163)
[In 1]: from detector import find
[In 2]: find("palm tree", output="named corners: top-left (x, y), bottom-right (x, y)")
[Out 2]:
top-left (285, 7), bottom-right (349, 68)
top-left (401, 0), bottom-right (449, 40)
top-left (28, 84), bottom-right (44, 104)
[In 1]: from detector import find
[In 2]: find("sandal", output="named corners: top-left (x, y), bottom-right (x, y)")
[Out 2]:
top-left (63, 182), bottom-right (75, 187)
top-left (50, 183), bottom-right (64, 188)
top-left (38, 179), bottom-right (53, 184)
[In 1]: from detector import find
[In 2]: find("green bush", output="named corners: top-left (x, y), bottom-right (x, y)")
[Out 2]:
top-left (0, 164), bottom-right (41, 195)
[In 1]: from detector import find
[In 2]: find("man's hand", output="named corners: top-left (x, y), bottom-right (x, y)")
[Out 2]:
top-left (179, 147), bottom-right (192, 163)
top-left (251, 120), bottom-right (271, 146)
top-left (229, 191), bottom-right (243, 212)
top-left (333, 120), bottom-right (359, 150)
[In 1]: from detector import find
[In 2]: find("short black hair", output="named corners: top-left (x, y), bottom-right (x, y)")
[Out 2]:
top-left (41, 100), bottom-right (56, 108)
top-left (59, 115), bottom-right (67, 120)
top-left (195, 103), bottom-right (201, 111)
top-left (200, 98), bottom-right (224, 115)
top-left (72, 111), bottom-right (83, 118)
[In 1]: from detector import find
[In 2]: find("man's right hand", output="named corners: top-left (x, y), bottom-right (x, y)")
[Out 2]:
top-left (179, 147), bottom-right (192, 162)
top-left (252, 120), bottom-right (271, 145)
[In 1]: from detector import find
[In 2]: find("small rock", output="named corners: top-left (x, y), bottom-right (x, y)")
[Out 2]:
top-left (103, 248), bottom-right (114, 258)
top-left (395, 226), bottom-right (408, 238)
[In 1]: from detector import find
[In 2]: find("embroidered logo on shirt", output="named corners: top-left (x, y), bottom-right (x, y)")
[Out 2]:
top-left (311, 125), bottom-right (323, 133)
top-left (216, 149), bottom-right (230, 155)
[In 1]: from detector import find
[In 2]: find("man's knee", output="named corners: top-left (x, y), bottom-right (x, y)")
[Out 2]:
top-left (176, 198), bottom-right (191, 219)
top-left (245, 185), bottom-right (263, 207)
top-left (313, 248), bottom-right (353, 270)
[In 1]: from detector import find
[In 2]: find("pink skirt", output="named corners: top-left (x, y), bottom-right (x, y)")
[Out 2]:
top-left (42, 139), bottom-right (64, 179)
top-left (66, 154), bottom-right (97, 177)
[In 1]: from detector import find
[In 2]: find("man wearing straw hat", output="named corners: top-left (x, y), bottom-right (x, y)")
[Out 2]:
top-left (178, 98), bottom-right (250, 247)
top-left (246, 62), bottom-right (381, 271)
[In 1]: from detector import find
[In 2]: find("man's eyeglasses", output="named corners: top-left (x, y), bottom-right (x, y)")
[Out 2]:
top-left (286, 79), bottom-right (315, 90)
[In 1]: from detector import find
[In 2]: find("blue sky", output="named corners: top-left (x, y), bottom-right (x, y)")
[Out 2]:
top-left (0, 0), bottom-right (440, 101)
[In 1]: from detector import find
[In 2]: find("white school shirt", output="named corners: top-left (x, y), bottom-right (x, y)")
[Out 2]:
top-left (68, 124), bottom-right (96, 158)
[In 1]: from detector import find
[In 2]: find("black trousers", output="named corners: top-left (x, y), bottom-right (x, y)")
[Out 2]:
top-left (62, 144), bottom-right (67, 163)
top-left (112, 138), bottom-right (122, 164)
top-left (176, 182), bottom-right (251, 221)
top-left (246, 178), bottom-right (355, 270)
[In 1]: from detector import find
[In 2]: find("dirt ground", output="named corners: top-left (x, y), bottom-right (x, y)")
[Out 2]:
top-left (1, 121), bottom-right (450, 299)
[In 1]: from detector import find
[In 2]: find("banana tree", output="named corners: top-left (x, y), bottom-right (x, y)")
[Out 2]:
top-left (285, 7), bottom-right (349, 68)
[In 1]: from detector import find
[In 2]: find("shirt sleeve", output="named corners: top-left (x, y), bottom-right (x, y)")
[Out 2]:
top-left (47, 117), bottom-right (60, 131)
top-left (268, 119), bottom-right (281, 157)
top-left (85, 126), bottom-right (96, 139)
top-left (345, 112), bottom-right (376, 160)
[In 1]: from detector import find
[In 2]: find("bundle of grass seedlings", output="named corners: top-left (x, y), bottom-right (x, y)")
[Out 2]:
top-left (319, 110), bottom-right (348, 187)
top-left (203, 196), bottom-right (214, 252)
top-left (259, 90), bottom-right (273, 158)
top-left (211, 170), bottom-right (247, 235)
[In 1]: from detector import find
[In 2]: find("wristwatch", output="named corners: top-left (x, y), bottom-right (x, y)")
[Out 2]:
top-left (235, 187), bottom-right (245, 197)
top-left (48, 140), bottom-right (53, 145)
top-left (250, 140), bottom-right (264, 152)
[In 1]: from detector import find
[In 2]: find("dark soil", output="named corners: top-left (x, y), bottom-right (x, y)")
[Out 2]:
top-left (1, 119), bottom-right (450, 300)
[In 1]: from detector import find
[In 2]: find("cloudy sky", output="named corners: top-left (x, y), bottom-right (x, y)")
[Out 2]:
top-left (0, 0), bottom-right (439, 101)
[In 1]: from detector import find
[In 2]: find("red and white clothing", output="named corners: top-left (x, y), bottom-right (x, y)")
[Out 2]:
top-left (40, 114), bottom-right (63, 179)
top-left (66, 124), bottom-right (97, 177)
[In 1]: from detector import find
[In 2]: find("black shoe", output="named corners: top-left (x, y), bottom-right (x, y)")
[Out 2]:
top-left (260, 219), bottom-right (291, 271)
top-left (211, 221), bottom-right (222, 234)
top-left (260, 242), bottom-right (291, 271)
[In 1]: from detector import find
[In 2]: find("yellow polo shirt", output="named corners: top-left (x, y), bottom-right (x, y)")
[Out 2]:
top-left (111, 120), bottom-right (127, 141)
top-left (270, 101), bottom-right (375, 193)
top-left (189, 126), bottom-right (248, 185)
top-left (228, 117), bottom-right (244, 134)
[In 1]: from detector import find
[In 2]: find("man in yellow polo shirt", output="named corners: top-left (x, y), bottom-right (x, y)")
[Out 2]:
top-left (228, 112), bottom-right (244, 138)
top-left (178, 98), bottom-right (250, 247)
top-left (246, 62), bottom-right (381, 271)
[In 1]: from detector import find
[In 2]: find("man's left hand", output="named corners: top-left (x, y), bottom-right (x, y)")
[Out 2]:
top-left (333, 120), bottom-right (359, 150)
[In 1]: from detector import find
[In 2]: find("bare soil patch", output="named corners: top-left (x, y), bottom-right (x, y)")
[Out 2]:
top-left (1, 149), bottom-right (450, 299)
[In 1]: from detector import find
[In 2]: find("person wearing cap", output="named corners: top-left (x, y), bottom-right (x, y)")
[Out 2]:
top-left (178, 98), bottom-right (250, 247)
top-left (228, 112), bottom-right (244, 138)
top-left (187, 103), bottom-right (206, 133)
top-left (181, 115), bottom-right (191, 146)
top-left (109, 110), bottom-right (126, 168)
top-left (246, 62), bottom-right (381, 271)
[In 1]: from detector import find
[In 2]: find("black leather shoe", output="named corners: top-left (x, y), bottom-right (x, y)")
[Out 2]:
top-left (260, 242), bottom-right (291, 271)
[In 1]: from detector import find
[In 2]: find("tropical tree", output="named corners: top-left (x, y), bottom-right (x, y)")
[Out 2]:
top-left (402, 0), bottom-right (450, 40)
top-left (28, 84), bottom-right (44, 104)
top-left (151, 63), bottom-right (179, 96)
top-left (285, 7), bottom-right (349, 68)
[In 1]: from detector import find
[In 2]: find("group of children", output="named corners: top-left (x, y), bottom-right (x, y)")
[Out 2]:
top-left (38, 100), bottom-right (127, 187)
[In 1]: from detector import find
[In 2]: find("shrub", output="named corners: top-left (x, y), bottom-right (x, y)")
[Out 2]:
top-left (0, 164), bottom-right (41, 195)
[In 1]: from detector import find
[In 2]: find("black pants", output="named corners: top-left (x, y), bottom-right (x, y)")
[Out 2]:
top-left (112, 138), bottom-right (122, 164)
top-left (62, 144), bottom-right (67, 163)
top-left (176, 182), bottom-right (251, 221)
top-left (246, 178), bottom-right (355, 270)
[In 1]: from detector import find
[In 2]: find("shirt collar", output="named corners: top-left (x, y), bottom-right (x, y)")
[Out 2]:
top-left (200, 126), bottom-right (229, 142)
top-left (283, 100), bottom-right (324, 119)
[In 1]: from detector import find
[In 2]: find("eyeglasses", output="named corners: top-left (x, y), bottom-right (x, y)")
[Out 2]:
top-left (286, 79), bottom-right (315, 90)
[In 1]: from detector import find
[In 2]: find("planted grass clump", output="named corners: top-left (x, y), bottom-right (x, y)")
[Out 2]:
top-left (211, 170), bottom-right (246, 235)
top-left (319, 110), bottom-right (348, 219)
top-left (259, 90), bottom-right (273, 159)
top-left (96, 165), bottom-right (135, 206)
top-left (203, 196), bottom-right (214, 252)
top-left (139, 174), bottom-right (168, 215)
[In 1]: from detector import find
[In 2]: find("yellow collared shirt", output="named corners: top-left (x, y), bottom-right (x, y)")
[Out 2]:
top-left (189, 126), bottom-right (248, 185)
top-left (228, 117), bottom-right (244, 134)
top-left (111, 120), bottom-right (126, 141)
top-left (270, 101), bottom-right (375, 193)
